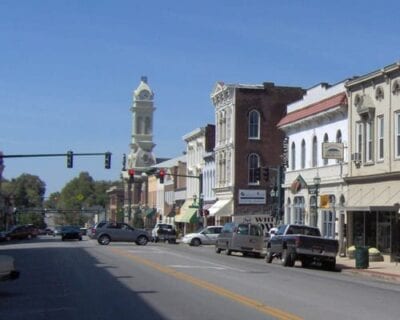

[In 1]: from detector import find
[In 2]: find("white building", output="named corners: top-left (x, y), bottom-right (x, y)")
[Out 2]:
top-left (277, 81), bottom-right (348, 253)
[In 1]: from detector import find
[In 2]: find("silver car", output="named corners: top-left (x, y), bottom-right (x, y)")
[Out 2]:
top-left (94, 222), bottom-right (150, 245)
top-left (181, 226), bottom-right (223, 246)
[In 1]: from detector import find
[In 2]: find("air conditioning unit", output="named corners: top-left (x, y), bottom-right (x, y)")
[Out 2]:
top-left (351, 153), bottom-right (361, 162)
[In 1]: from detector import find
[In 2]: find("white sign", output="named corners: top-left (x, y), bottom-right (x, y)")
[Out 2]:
top-left (238, 189), bottom-right (266, 204)
top-left (234, 214), bottom-right (275, 232)
top-left (322, 142), bottom-right (344, 160)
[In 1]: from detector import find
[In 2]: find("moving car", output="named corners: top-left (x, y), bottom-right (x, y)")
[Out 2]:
top-left (151, 223), bottom-right (176, 243)
top-left (4, 225), bottom-right (38, 240)
top-left (94, 221), bottom-right (150, 246)
top-left (0, 255), bottom-right (20, 281)
top-left (60, 225), bottom-right (83, 241)
top-left (181, 226), bottom-right (223, 246)
top-left (215, 222), bottom-right (265, 257)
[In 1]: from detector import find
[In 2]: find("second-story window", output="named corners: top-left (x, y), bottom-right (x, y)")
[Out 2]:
top-left (248, 153), bottom-right (260, 184)
top-left (366, 120), bottom-right (374, 163)
top-left (291, 142), bottom-right (296, 170)
top-left (395, 112), bottom-right (400, 158)
top-left (301, 139), bottom-right (306, 169)
top-left (377, 116), bottom-right (384, 161)
top-left (248, 110), bottom-right (260, 139)
top-left (336, 130), bottom-right (342, 164)
top-left (323, 134), bottom-right (329, 165)
top-left (312, 136), bottom-right (318, 167)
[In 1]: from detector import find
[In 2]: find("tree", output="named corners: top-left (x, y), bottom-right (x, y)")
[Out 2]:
top-left (2, 174), bottom-right (45, 208)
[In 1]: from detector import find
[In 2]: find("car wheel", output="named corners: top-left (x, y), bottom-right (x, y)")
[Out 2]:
top-left (215, 246), bottom-right (221, 254)
top-left (266, 251), bottom-right (273, 263)
top-left (136, 236), bottom-right (148, 246)
top-left (98, 235), bottom-right (111, 245)
top-left (281, 249), bottom-right (294, 267)
top-left (191, 238), bottom-right (201, 247)
top-left (301, 259), bottom-right (311, 268)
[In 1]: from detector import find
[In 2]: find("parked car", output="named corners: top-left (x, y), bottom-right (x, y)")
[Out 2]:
top-left (215, 222), bottom-right (265, 257)
top-left (60, 225), bottom-right (83, 241)
top-left (94, 222), bottom-right (150, 246)
top-left (53, 226), bottom-right (62, 237)
top-left (181, 226), bottom-right (223, 246)
top-left (0, 255), bottom-right (19, 281)
top-left (4, 225), bottom-right (38, 241)
top-left (0, 231), bottom-right (7, 242)
top-left (266, 224), bottom-right (339, 270)
top-left (151, 223), bottom-right (176, 243)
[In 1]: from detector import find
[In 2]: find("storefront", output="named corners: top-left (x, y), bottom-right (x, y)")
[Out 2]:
top-left (347, 208), bottom-right (400, 256)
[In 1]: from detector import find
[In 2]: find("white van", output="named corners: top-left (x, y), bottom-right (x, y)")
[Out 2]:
top-left (215, 222), bottom-right (265, 257)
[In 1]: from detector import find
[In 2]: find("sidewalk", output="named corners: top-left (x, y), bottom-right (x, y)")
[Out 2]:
top-left (337, 255), bottom-right (400, 283)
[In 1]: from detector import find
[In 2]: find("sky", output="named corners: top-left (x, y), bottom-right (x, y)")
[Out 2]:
top-left (1, 0), bottom-right (400, 197)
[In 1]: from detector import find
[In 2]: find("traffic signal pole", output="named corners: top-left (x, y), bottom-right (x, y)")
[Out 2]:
top-left (1, 152), bottom-right (112, 169)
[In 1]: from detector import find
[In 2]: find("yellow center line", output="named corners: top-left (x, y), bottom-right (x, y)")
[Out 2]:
top-left (110, 247), bottom-right (303, 320)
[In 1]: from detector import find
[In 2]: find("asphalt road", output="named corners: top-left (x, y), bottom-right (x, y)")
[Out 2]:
top-left (1, 236), bottom-right (400, 320)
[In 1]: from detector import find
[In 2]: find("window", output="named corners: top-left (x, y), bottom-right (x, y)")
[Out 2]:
top-left (301, 139), bottom-right (306, 169)
top-left (336, 130), bottom-right (342, 163)
top-left (356, 122), bottom-right (363, 160)
top-left (248, 110), bottom-right (260, 139)
top-left (248, 153), bottom-right (260, 184)
top-left (377, 116), bottom-right (384, 161)
top-left (366, 121), bottom-right (374, 162)
top-left (294, 196), bottom-right (305, 224)
top-left (396, 112), bottom-right (400, 158)
top-left (312, 136), bottom-right (318, 167)
top-left (322, 210), bottom-right (335, 239)
top-left (323, 134), bottom-right (329, 165)
top-left (291, 142), bottom-right (296, 170)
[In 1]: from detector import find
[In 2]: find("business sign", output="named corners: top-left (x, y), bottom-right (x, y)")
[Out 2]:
top-left (322, 142), bottom-right (344, 160)
top-left (238, 189), bottom-right (266, 204)
top-left (234, 214), bottom-right (275, 233)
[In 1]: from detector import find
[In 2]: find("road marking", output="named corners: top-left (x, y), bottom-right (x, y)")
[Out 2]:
top-left (111, 247), bottom-right (303, 320)
top-left (169, 265), bottom-right (226, 270)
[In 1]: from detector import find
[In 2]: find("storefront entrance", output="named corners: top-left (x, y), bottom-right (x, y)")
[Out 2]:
top-left (349, 211), bottom-right (394, 254)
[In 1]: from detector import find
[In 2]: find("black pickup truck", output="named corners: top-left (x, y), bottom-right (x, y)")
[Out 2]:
top-left (265, 224), bottom-right (338, 270)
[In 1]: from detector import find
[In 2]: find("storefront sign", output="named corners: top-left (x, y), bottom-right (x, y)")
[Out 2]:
top-left (238, 189), bottom-right (266, 204)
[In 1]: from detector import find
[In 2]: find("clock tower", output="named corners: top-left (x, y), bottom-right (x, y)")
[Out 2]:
top-left (123, 76), bottom-right (156, 222)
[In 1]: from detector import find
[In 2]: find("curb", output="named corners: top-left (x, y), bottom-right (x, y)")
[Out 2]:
top-left (339, 265), bottom-right (400, 283)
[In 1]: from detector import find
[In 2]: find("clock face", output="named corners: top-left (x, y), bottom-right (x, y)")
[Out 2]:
top-left (140, 90), bottom-right (150, 100)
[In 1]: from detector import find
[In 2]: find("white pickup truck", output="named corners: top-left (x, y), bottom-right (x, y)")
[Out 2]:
top-left (0, 255), bottom-right (20, 281)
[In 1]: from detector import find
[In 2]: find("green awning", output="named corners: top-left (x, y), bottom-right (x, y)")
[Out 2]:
top-left (175, 207), bottom-right (198, 223)
top-left (145, 208), bottom-right (156, 217)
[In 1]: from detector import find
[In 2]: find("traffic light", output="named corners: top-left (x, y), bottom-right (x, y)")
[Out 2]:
top-left (128, 168), bottom-right (135, 182)
top-left (158, 168), bottom-right (165, 184)
top-left (105, 152), bottom-right (111, 169)
top-left (67, 151), bottom-right (73, 168)
top-left (254, 167), bottom-right (261, 181)
top-left (263, 167), bottom-right (269, 182)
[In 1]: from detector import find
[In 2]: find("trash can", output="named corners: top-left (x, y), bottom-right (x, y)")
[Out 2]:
top-left (355, 246), bottom-right (369, 269)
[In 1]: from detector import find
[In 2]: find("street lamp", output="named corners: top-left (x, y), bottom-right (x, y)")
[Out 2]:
top-left (313, 175), bottom-right (321, 227)
top-left (270, 186), bottom-right (278, 222)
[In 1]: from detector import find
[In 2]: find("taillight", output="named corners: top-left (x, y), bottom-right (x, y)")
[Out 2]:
top-left (295, 236), bottom-right (301, 247)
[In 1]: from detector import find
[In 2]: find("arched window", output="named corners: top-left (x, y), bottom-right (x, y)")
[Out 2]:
top-left (323, 133), bottom-right (329, 165)
top-left (248, 110), bottom-right (260, 139)
top-left (291, 142), bottom-right (296, 170)
top-left (312, 136), bottom-right (318, 167)
top-left (336, 130), bottom-right (342, 163)
top-left (248, 153), bottom-right (260, 184)
top-left (301, 139), bottom-right (306, 169)
top-left (145, 117), bottom-right (151, 134)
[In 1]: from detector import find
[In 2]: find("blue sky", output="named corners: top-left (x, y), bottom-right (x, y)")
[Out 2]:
top-left (1, 0), bottom-right (400, 196)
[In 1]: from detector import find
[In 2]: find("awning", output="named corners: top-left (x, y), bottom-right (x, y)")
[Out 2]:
top-left (208, 199), bottom-right (233, 217)
top-left (145, 208), bottom-right (156, 218)
top-left (174, 199), bottom-right (199, 223)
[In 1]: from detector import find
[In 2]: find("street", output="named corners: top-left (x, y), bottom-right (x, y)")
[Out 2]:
top-left (1, 237), bottom-right (400, 320)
